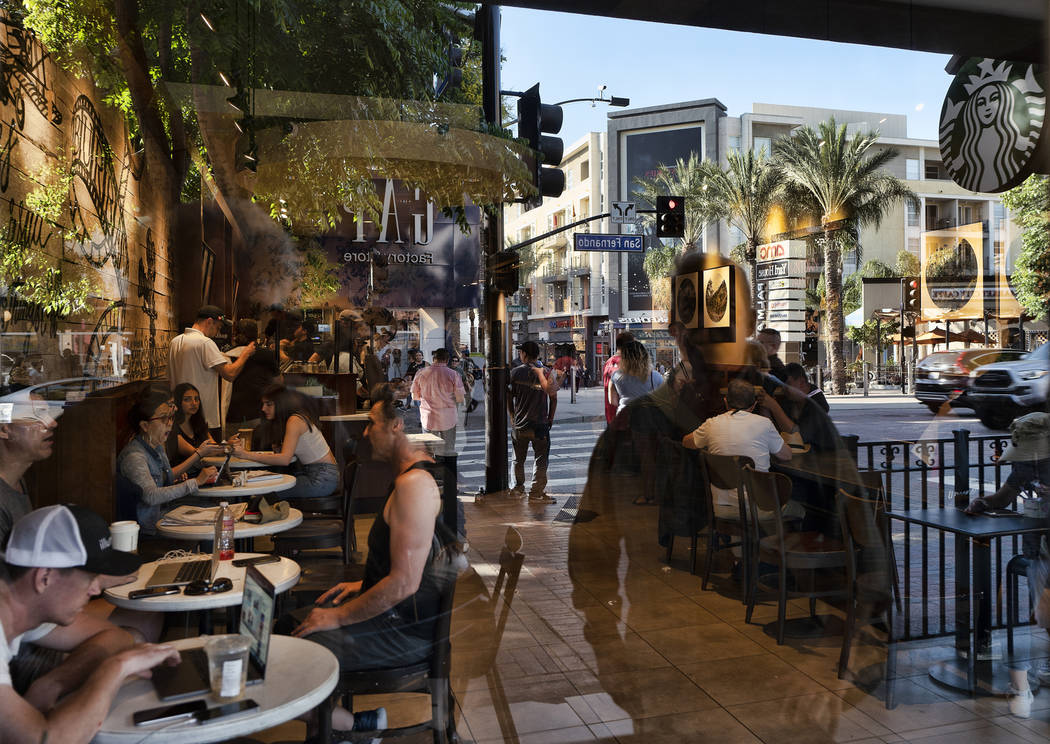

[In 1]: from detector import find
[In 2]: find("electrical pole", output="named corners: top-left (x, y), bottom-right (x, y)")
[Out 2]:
top-left (477, 5), bottom-right (508, 495)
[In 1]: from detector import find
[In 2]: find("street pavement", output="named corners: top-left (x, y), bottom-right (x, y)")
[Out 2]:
top-left (446, 384), bottom-right (1004, 496)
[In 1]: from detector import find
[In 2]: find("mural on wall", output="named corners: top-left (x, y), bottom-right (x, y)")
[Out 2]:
top-left (0, 11), bottom-right (173, 387)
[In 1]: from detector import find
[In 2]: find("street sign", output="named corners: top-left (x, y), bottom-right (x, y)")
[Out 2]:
top-left (757, 260), bottom-right (789, 280)
top-left (610, 201), bottom-right (638, 224)
top-left (507, 305), bottom-right (528, 313)
top-left (574, 233), bottom-right (644, 252)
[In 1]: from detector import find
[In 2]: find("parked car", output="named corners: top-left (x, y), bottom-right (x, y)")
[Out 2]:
top-left (914, 348), bottom-right (1028, 413)
top-left (968, 342), bottom-right (1050, 430)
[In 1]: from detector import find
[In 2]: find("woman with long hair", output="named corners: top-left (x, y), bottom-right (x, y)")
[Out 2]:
top-left (117, 389), bottom-right (221, 533)
top-left (958, 81), bottom-right (1023, 192)
top-left (231, 384), bottom-right (339, 499)
top-left (167, 382), bottom-right (216, 467)
top-left (609, 340), bottom-right (664, 415)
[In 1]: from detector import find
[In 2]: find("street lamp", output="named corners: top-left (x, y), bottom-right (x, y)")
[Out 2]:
top-left (502, 84), bottom-right (629, 127)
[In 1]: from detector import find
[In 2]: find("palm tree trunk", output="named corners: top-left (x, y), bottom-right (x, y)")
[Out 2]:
top-left (746, 238), bottom-right (759, 310)
top-left (823, 232), bottom-right (847, 394)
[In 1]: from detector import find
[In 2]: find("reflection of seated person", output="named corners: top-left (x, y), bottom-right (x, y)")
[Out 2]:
top-left (116, 391), bottom-right (220, 534)
top-left (282, 384), bottom-right (460, 738)
top-left (280, 319), bottom-right (315, 364)
top-left (683, 378), bottom-right (798, 519)
top-left (776, 363), bottom-right (838, 453)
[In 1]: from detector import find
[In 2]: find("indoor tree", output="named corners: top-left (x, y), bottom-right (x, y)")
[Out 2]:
top-left (775, 118), bottom-right (917, 394)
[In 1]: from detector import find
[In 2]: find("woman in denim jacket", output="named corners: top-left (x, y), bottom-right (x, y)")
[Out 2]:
top-left (117, 389), bottom-right (222, 534)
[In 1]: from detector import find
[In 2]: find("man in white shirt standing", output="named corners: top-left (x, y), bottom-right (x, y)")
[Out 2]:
top-left (0, 505), bottom-right (179, 744)
top-left (684, 378), bottom-right (794, 519)
top-left (410, 348), bottom-right (464, 456)
top-left (168, 305), bottom-right (256, 439)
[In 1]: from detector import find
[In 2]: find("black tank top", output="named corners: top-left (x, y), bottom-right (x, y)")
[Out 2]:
top-left (362, 460), bottom-right (450, 637)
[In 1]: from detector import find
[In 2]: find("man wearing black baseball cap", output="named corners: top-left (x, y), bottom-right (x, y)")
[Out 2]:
top-left (0, 505), bottom-right (179, 743)
top-left (169, 304), bottom-right (256, 438)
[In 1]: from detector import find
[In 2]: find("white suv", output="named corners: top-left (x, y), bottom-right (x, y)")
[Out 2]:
top-left (968, 342), bottom-right (1050, 430)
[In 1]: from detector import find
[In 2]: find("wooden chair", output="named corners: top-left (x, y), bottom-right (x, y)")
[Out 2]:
top-left (857, 470), bottom-right (902, 613)
top-left (742, 465), bottom-right (848, 644)
top-left (271, 462), bottom-right (353, 565)
top-left (698, 452), bottom-right (754, 597)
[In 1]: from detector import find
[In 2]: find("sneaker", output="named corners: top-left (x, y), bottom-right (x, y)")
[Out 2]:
top-left (510, 485), bottom-right (526, 497)
top-left (1009, 686), bottom-right (1033, 719)
top-left (352, 707), bottom-right (387, 732)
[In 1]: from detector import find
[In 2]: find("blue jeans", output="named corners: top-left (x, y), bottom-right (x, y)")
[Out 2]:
top-left (285, 462), bottom-right (340, 499)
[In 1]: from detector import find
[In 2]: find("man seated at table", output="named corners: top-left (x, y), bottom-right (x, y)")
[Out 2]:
top-left (284, 383), bottom-right (461, 739)
top-left (683, 378), bottom-right (800, 520)
top-left (0, 504), bottom-right (180, 744)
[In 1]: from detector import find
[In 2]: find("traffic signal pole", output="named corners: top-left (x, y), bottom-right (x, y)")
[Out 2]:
top-left (478, 5), bottom-right (509, 495)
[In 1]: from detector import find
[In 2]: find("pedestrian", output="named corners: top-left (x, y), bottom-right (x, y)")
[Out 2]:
top-left (609, 341), bottom-right (664, 415)
top-left (602, 332), bottom-right (635, 425)
top-left (168, 305), bottom-right (256, 439)
top-left (758, 327), bottom-right (788, 381)
top-left (410, 348), bottom-right (465, 456)
top-left (509, 341), bottom-right (561, 501)
top-left (0, 392), bottom-right (61, 543)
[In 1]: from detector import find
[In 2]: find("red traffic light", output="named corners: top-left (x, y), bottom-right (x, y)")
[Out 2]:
top-left (909, 280), bottom-right (918, 290)
top-left (667, 199), bottom-right (678, 210)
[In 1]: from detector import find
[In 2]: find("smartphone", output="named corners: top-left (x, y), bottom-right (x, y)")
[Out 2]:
top-left (133, 699), bottom-right (207, 726)
top-left (195, 699), bottom-right (259, 722)
top-left (232, 555), bottom-right (280, 568)
top-left (128, 586), bottom-right (180, 600)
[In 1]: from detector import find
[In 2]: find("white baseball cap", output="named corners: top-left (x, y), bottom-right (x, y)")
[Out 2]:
top-left (3, 505), bottom-right (141, 576)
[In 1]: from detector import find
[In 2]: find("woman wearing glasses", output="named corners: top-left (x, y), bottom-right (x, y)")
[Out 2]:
top-left (117, 389), bottom-right (222, 535)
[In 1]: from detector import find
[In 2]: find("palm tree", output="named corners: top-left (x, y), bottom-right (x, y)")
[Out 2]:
top-left (775, 118), bottom-right (917, 394)
top-left (632, 153), bottom-right (717, 309)
top-left (701, 149), bottom-right (784, 303)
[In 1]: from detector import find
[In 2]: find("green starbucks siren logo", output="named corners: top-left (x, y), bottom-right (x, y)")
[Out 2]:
top-left (939, 58), bottom-right (1045, 193)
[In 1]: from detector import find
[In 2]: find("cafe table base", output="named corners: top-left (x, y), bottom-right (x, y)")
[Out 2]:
top-left (929, 657), bottom-right (1041, 697)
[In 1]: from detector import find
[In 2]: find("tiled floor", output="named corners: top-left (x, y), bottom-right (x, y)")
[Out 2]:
top-left (255, 489), bottom-right (1050, 743)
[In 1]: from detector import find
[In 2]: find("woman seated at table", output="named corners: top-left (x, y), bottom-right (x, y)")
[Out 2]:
top-left (166, 382), bottom-right (217, 473)
top-left (116, 389), bottom-right (221, 535)
top-left (231, 383), bottom-right (339, 499)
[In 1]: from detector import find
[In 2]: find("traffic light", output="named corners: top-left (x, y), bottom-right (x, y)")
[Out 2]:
top-left (903, 277), bottom-right (920, 313)
top-left (656, 195), bottom-right (685, 239)
top-left (489, 250), bottom-right (520, 295)
top-left (517, 83), bottom-right (564, 208)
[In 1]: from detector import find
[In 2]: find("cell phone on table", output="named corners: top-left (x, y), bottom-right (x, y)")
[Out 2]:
top-left (133, 699), bottom-right (207, 726)
top-left (195, 699), bottom-right (259, 722)
top-left (232, 555), bottom-right (280, 567)
top-left (128, 586), bottom-right (180, 600)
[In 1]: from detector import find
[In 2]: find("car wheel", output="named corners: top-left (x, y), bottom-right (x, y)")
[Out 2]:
top-left (979, 408), bottom-right (1015, 431)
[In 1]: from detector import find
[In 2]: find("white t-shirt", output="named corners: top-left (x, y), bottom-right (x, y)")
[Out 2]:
top-left (691, 410), bottom-right (786, 508)
top-left (1, 615), bottom-right (56, 687)
top-left (168, 328), bottom-right (229, 429)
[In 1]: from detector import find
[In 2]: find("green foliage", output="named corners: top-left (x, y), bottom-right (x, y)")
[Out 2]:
top-left (0, 229), bottom-right (95, 318)
top-left (21, 151), bottom-right (74, 225)
top-left (632, 152), bottom-right (717, 250)
top-left (297, 241), bottom-right (341, 307)
top-left (1000, 174), bottom-right (1050, 319)
top-left (847, 317), bottom-right (900, 348)
top-left (894, 249), bottom-right (920, 277)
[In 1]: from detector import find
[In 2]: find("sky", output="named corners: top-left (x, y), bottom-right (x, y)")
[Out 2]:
top-left (499, 7), bottom-right (954, 147)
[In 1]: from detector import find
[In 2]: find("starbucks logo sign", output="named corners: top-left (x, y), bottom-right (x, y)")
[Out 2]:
top-left (939, 58), bottom-right (1046, 193)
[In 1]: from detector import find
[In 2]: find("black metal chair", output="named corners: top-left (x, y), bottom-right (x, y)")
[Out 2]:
top-left (1005, 553), bottom-right (1032, 655)
top-left (698, 452), bottom-right (754, 597)
top-left (335, 552), bottom-right (465, 743)
top-left (743, 465), bottom-right (849, 644)
top-left (272, 462), bottom-right (353, 565)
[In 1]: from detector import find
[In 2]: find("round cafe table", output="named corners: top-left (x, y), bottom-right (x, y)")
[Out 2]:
top-left (103, 554), bottom-right (300, 612)
top-left (155, 508), bottom-right (303, 541)
top-left (93, 634), bottom-right (338, 744)
top-left (195, 473), bottom-right (297, 500)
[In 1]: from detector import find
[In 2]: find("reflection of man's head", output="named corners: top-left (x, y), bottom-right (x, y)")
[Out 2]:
top-left (0, 395), bottom-right (62, 464)
top-left (672, 252), bottom-right (757, 373)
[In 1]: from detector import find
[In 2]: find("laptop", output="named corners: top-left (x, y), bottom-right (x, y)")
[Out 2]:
top-left (200, 451), bottom-right (234, 488)
top-left (146, 541), bottom-right (220, 588)
top-left (151, 565), bottom-right (277, 701)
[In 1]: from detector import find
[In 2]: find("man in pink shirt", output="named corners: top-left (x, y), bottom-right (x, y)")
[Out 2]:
top-left (602, 332), bottom-right (634, 424)
top-left (410, 348), bottom-right (465, 455)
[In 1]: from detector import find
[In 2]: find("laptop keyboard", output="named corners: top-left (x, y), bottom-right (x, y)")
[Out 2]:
top-left (173, 559), bottom-right (210, 583)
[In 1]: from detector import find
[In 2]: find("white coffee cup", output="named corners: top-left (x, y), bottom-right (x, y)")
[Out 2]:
top-left (109, 521), bottom-right (139, 553)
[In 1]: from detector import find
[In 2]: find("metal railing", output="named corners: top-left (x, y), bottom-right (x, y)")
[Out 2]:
top-left (850, 429), bottom-right (1019, 641)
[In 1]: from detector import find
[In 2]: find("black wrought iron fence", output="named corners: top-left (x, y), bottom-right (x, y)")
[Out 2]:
top-left (850, 430), bottom-right (1018, 641)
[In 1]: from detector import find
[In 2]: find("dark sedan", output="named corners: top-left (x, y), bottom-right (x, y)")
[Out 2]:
top-left (914, 348), bottom-right (1027, 413)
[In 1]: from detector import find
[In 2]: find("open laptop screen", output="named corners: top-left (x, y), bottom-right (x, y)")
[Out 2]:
top-left (240, 565), bottom-right (276, 674)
